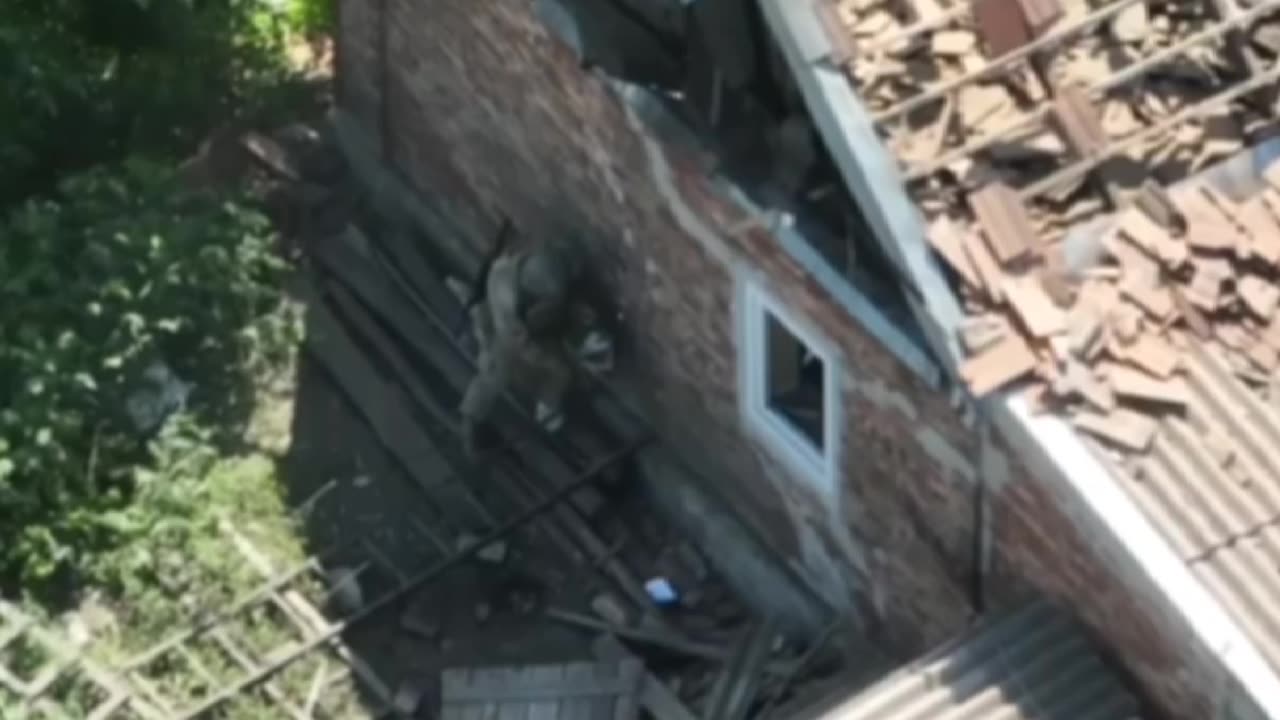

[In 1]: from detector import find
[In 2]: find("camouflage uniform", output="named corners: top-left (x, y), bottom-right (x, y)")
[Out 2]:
top-left (459, 242), bottom-right (581, 454)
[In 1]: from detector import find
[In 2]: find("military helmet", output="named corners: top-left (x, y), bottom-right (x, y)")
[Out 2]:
top-left (516, 238), bottom-right (581, 302)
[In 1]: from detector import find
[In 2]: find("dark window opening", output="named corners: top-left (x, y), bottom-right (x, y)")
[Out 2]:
top-left (533, 0), bottom-right (936, 362)
top-left (764, 312), bottom-right (826, 451)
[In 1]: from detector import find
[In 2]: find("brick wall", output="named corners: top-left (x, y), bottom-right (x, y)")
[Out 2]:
top-left (339, 0), bottom-right (981, 659)
top-left (335, 2), bottom-right (1259, 715)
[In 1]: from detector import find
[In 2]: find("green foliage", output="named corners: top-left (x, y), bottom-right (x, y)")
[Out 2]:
top-left (0, 159), bottom-right (302, 589)
top-left (0, 0), bottom-right (308, 206)
top-left (85, 426), bottom-right (291, 653)
top-left (288, 0), bottom-right (336, 36)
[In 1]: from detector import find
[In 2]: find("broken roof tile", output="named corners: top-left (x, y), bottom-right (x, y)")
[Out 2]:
top-left (1003, 274), bottom-right (1067, 337)
top-left (1073, 408), bottom-right (1158, 452)
top-left (1103, 362), bottom-right (1190, 407)
top-left (1052, 85), bottom-right (1106, 159)
top-left (970, 182), bottom-right (1037, 264)
top-left (961, 333), bottom-right (1038, 396)
top-left (927, 217), bottom-right (982, 290)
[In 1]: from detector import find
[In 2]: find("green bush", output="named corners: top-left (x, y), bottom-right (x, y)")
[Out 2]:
top-left (289, 0), bottom-right (336, 36)
top-left (0, 159), bottom-right (300, 588)
top-left (0, 0), bottom-right (305, 206)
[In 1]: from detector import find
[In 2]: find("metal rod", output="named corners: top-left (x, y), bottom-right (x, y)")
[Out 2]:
top-left (174, 437), bottom-right (648, 719)
top-left (1019, 60), bottom-right (1280, 200)
top-left (904, 0), bottom-right (1280, 180)
top-left (872, 0), bottom-right (1148, 124)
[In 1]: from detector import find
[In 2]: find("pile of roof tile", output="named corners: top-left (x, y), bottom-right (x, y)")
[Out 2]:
top-left (930, 164), bottom-right (1280, 452)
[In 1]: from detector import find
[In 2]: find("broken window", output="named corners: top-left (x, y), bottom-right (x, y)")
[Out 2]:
top-left (764, 312), bottom-right (826, 451)
top-left (742, 281), bottom-right (836, 490)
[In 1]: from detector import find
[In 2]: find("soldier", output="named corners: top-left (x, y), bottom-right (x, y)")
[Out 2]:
top-left (457, 236), bottom-right (608, 456)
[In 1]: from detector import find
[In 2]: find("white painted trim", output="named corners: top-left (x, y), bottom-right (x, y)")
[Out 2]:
top-left (993, 396), bottom-right (1280, 720)
top-left (712, 180), bottom-right (944, 387)
top-left (739, 274), bottom-right (842, 498)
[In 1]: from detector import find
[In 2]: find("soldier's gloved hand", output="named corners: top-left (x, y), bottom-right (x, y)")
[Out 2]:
top-left (576, 330), bottom-right (613, 374)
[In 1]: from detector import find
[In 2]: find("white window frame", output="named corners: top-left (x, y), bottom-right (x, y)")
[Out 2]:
top-left (740, 277), bottom-right (841, 496)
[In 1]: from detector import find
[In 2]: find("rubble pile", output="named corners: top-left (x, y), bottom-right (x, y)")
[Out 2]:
top-left (930, 164), bottom-right (1280, 452)
top-left (823, 0), bottom-right (1278, 238)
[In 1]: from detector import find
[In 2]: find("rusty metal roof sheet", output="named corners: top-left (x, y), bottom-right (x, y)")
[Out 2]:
top-left (826, 600), bottom-right (1142, 720)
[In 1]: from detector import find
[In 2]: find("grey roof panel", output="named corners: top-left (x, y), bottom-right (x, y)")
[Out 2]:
top-left (826, 601), bottom-right (1141, 720)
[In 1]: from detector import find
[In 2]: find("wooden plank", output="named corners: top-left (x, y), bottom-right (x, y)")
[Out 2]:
top-left (1239, 197), bottom-right (1280, 265)
top-left (1113, 333), bottom-right (1180, 378)
top-left (591, 635), bottom-right (698, 720)
top-left (961, 230), bottom-right (1007, 302)
top-left (1102, 363), bottom-right (1190, 406)
top-left (442, 661), bottom-right (643, 704)
top-left (959, 315), bottom-right (1009, 354)
top-left (527, 665), bottom-right (561, 720)
top-left (1073, 409), bottom-right (1158, 451)
top-left (1052, 85), bottom-right (1106, 159)
top-left (1064, 360), bottom-right (1115, 411)
top-left (927, 217), bottom-right (981, 289)
top-left (961, 334), bottom-right (1038, 396)
top-left (969, 182), bottom-right (1035, 264)
top-left (1238, 275), bottom-right (1280, 318)
top-left (1119, 279), bottom-right (1174, 321)
top-left (1002, 275), bottom-right (1066, 337)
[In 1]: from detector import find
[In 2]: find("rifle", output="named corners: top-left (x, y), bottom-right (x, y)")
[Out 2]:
top-left (454, 217), bottom-right (514, 335)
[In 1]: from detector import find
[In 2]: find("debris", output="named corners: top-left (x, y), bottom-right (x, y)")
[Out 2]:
top-left (124, 361), bottom-right (195, 435)
top-left (393, 680), bottom-right (426, 716)
top-left (400, 605), bottom-right (441, 642)
top-left (703, 618), bottom-right (780, 720)
top-left (544, 606), bottom-right (797, 673)
top-left (644, 577), bottom-right (680, 606)
top-left (960, 334), bottom-right (1039, 396)
top-left (591, 592), bottom-right (632, 627)
top-left (969, 182), bottom-right (1036, 265)
top-left (441, 660), bottom-right (644, 718)
top-left (591, 634), bottom-right (699, 720)
top-left (1101, 363), bottom-right (1190, 407)
top-left (932, 30), bottom-right (978, 56)
top-left (1072, 409), bottom-right (1158, 451)
top-left (326, 566), bottom-right (364, 612)
top-left (474, 602), bottom-right (492, 624)
top-left (456, 532), bottom-right (508, 564)
top-left (1002, 275), bottom-right (1067, 337)
top-left (1110, 2), bottom-right (1148, 43)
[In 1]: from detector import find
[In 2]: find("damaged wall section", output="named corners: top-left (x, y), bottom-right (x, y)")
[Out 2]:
top-left (336, 0), bottom-right (984, 658)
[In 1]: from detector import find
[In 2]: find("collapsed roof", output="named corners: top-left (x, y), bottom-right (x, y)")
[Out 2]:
top-left (802, 0), bottom-right (1280, 680)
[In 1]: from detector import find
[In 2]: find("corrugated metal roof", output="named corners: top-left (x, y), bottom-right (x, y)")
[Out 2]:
top-left (822, 601), bottom-right (1142, 720)
top-left (1094, 342), bottom-right (1280, 672)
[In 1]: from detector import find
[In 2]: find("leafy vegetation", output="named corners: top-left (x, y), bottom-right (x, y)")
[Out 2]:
top-left (0, 160), bottom-right (303, 591)
top-left (0, 0), bottom-right (326, 598)
top-left (0, 0), bottom-right (314, 207)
